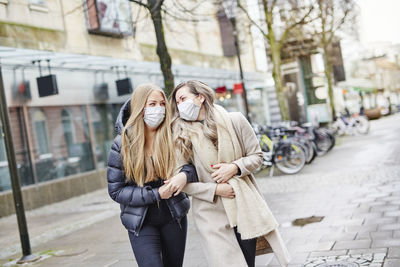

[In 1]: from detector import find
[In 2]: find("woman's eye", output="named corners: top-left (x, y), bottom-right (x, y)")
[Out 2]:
top-left (160, 102), bottom-right (166, 106)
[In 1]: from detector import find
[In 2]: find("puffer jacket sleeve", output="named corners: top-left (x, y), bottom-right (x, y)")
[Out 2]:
top-left (180, 164), bottom-right (198, 183)
top-left (107, 135), bottom-right (161, 207)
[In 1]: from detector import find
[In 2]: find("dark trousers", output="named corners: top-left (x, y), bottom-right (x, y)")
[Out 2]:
top-left (128, 200), bottom-right (187, 267)
top-left (234, 227), bottom-right (257, 267)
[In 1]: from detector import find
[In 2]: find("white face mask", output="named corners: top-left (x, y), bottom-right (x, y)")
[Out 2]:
top-left (177, 98), bottom-right (201, 121)
top-left (144, 106), bottom-right (165, 128)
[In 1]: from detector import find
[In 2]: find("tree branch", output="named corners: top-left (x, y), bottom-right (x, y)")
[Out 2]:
top-left (278, 4), bottom-right (315, 50)
top-left (328, 5), bottom-right (351, 43)
top-left (237, 1), bottom-right (268, 37)
top-left (129, 0), bottom-right (149, 9)
top-left (161, 6), bottom-right (212, 23)
top-left (269, 0), bottom-right (278, 13)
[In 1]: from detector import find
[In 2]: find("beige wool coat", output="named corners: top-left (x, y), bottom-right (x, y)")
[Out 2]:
top-left (176, 112), bottom-right (271, 267)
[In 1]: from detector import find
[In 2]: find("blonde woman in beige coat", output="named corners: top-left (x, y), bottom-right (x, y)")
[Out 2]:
top-left (170, 80), bottom-right (290, 267)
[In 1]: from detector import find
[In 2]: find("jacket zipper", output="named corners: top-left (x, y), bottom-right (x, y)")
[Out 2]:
top-left (135, 206), bottom-right (148, 236)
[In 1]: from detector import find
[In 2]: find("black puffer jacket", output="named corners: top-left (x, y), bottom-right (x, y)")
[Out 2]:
top-left (107, 99), bottom-right (197, 236)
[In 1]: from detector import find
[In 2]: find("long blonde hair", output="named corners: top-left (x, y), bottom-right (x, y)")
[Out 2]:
top-left (121, 84), bottom-right (175, 186)
top-left (170, 80), bottom-right (218, 160)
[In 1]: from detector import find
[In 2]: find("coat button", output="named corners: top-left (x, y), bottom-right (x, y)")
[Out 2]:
top-left (225, 224), bottom-right (230, 229)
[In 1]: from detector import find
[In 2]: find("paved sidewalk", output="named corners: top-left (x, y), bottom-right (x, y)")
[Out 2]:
top-left (1, 114), bottom-right (399, 267)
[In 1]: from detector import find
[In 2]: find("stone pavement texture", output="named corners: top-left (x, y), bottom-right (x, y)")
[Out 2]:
top-left (0, 114), bottom-right (400, 267)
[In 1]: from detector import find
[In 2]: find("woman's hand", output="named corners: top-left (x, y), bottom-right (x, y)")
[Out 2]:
top-left (215, 183), bottom-right (235, 199)
top-left (158, 184), bottom-right (173, 199)
top-left (163, 172), bottom-right (187, 196)
top-left (211, 163), bottom-right (239, 184)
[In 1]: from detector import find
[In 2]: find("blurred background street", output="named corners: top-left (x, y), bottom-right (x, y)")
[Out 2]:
top-left (0, 0), bottom-right (400, 266)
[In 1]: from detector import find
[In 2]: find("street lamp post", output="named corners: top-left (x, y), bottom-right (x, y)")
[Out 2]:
top-left (0, 64), bottom-right (39, 263)
top-left (223, 0), bottom-right (251, 123)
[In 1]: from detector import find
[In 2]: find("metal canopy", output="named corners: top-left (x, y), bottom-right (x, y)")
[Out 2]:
top-left (0, 46), bottom-right (270, 89)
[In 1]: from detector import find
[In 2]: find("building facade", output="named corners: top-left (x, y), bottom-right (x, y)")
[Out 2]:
top-left (0, 0), bottom-right (277, 214)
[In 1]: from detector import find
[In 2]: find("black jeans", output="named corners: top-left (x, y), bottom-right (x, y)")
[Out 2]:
top-left (234, 227), bottom-right (257, 267)
top-left (128, 199), bottom-right (188, 267)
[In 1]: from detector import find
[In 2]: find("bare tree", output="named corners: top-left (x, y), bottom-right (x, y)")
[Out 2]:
top-left (312, 0), bottom-right (357, 120)
top-left (238, 0), bottom-right (315, 120)
top-left (68, 0), bottom-right (211, 97)
top-left (130, 0), bottom-right (176, 96)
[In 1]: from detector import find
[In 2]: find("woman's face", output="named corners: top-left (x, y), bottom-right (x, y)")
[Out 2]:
top-left (145, 90), bottom-right (166, 108)
top-left (175, 86), bottom-right (204, 106)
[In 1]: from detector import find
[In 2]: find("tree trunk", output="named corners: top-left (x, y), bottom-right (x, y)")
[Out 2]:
top-left (268, 32), bottom-right (290, 121)
top-left (322, 44), bottom-right (336, 120)
top-left (148, 0), bottom-right (174, 97)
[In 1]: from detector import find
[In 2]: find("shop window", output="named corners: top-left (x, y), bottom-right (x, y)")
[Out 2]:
top-left (90, 104), bottom-right (115, 168)
top-left (33, 110), bottom-right (50, 156)
top-left (0, 123), bottom-right (10, 191)
top-left (62, 108), bottom-right (76, 152)
top-left (0, 125), bottom-right (6, 162)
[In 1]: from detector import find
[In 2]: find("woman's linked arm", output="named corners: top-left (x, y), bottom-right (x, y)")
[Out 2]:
top-left (175, 148), bottom-right (218, 203)
top-left (107, 135), bottom-right (161, 207)
top-left (179, 164), bottom-right (198, 183)
top-left (231, 113), bottom-right (263, 177)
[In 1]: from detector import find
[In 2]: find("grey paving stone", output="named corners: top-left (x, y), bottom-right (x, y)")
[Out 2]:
top-left (371, 205), bottom-right (399, 212)
top-left (333, 240), bottom-right (372, 250)
top-left (346, 224), bottom-right (379, 232)
top-left (368, 193), bottom-right (391, 198)
top-left (328, 218), bottom-right (365, 227)
top-left (372, 239), bottom-right (400, 248)
top-left (356, 231), bottom-right (394, 241)
top-left (288, 252), bottom-right (310, 264)
top-left (387, 247), bottom-right (400, 259)
top-left (384, 210), bottom-right (400, 217)
top-left (394, 231), bottom-right (400, 238)
top-left (354, 205), bottom-right (373, 213)
top-left (352, 212), bottom-right (383, 220)
top-left (309, 249), bottom-right (348, 258)
top-left (381, 196), bottom-right (400, 202)
top-left (379, 224), bottom-right (400, 231)
top-left (109, 259), bottom-right (138, 267)
top-left (364, 217), bottom-right (397, 225)
top-left (294, 241), bottom-right (335, 252)
top-left (351, 198), bottom-right (377, 204)
top-left (320, 232), bottom-right (357, 242)
top-left (384, 259), bottom-right (400, 267)
top-left (348, 248), bottom-right (388, 255)
top-left (368, 231), bottom-right (394, 240)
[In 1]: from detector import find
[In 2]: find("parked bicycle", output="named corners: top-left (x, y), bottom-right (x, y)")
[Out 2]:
top-left (253, 125), bottom-right (306, 176)
top-left (331, 113), bottom-right (370, 136)
top-left (252, 122), bottom-right (336, 176)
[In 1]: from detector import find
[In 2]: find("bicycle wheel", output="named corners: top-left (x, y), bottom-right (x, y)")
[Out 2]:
top-left (356, 116), bottom-right (370, 134)
top-left (304, 140), bottom-right (315, 163)
top-left (314, 128), bottom-right (334, 155)
top-left (274, 142), bottom-right (306, 174)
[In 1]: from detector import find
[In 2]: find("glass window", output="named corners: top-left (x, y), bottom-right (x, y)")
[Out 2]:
top-left (62, 109), bottom-right (76, 150)
top-left (33, 110), bottom-right (50, 156)
top-left (90, 104), bottom-right (115, 168)
top-left (0, 124), bottom-right (6, 162)
top-left (0, 123), bottom-right (11, 192)
top-left (0, 108), bottom-right (34, 192)
top-left (29, 106), bottom-right (95, 183)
